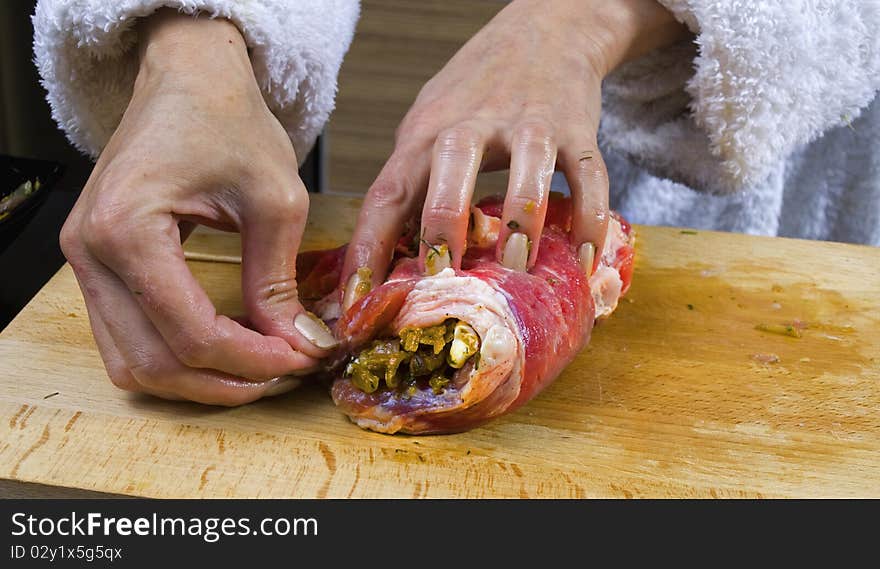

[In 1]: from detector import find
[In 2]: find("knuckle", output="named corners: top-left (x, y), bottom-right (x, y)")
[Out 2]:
top-left (170, 328), bottom-right (214, 368)
top-left (366, 177), bottom-right (411, 212)
top-left (396, 109), bottom-right (434, 142)
top-left (513, 120), bottom-right (556, 148)
top-left (106, 366), bottom-right (139, 391)
top-left (572, 148), bottom-right (609, 188)
top-left (131, 368), bottom-right (185, 395)
top-left (582, 158), bottom-right (608, 181)
top-left (426, 201), bottom-right (468, 225)
top-left (254, 277), bottom-right (299, 309)
top-left (435, 124), bottom-right (483, 155)
top-left (59, 218), bottom-right (85, 264)
top-left (256, 179), bottom-right (309, 224)
top-left (127, 358), bottom-right (165, 388)
top-left (586, 162), bottom-right (610, 190)
top-left (506, 193), bottom-right (542, 216)
top-left (81, 205), bottom-right (129, 257)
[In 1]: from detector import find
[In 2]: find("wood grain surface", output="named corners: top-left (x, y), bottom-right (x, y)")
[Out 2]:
top-left (325, 0), bottom-right (510, 196)
top-left (1, 194), bottom-right (878, 498)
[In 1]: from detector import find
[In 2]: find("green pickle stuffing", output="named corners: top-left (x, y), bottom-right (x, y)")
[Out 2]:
top-left (346, 319), bottom-right (480, 395)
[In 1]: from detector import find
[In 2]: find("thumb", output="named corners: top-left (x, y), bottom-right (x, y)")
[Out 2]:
top-left (240, 185), bottom-right (338, 360)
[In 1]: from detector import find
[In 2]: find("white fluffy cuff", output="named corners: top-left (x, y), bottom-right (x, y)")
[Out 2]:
top-left (601, 0), bottom-right (880, 194)
top-left (33, 0), bottom-right (360, 161)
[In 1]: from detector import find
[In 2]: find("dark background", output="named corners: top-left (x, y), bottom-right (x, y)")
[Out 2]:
top-left (0, 1), bottom-right (321, 330)
top-left (0, 2), bottom-right (91, 330)
top-left (2, 498), bottom-right (867, 566)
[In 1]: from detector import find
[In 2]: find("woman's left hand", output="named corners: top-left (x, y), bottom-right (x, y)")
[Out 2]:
top-left (339, 0), bottom-right (687, 308)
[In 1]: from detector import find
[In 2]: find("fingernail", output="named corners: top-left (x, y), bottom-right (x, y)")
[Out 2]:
top-left (425, 243), bottom-right (451, 276)
top-left (501, 233), bottom-right (529, 271)
top-left (579, 242), bottom-right (596, 277)
top-left (294, 311), bottom-right (339, 349)
top-left (342, 267), bottom-right (373, 312)
top-left (264, 377), bottom-right (302, 397)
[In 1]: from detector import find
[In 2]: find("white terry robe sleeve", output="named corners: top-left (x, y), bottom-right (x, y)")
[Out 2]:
top-left (600, 0), bottom-right (880, 194)
top-left (32, 0), bottom-right (360, 162)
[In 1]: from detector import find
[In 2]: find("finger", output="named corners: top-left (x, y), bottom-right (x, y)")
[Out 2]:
top-left (84, 213), bottom-right (318, 379)
top-left (72, 270), bottom-right (144, 394)
top-left (80, 282), bottom-right (185, 401)
top-left (497, 121), bottom-right (557, 271)
top-left (340, 145), bottom-right (432, 312)
top-left (79, 256), bottom-right (302, 405)
top-left (418, 124), bottom-right (489, 275)
top-left (65, 231), bottom-right (183, 400)
top-left (560, 142), bottom-right (609, 276)
top-left (238, 180), bottom-right (338, 358)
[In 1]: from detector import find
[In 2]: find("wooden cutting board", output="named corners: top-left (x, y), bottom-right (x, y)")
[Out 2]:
top-left (1, 194), bottom-right (878, 498)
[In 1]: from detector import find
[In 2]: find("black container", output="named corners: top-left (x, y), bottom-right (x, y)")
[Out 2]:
top-left (0, 155), bottom-right (65, 256)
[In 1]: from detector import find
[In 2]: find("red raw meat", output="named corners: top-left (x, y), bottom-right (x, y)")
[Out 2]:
top-left (296, 195), bottom-right (635, 434)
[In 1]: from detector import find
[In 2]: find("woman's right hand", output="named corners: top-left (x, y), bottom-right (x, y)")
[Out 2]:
top-left (339, 0), bottom-right (688, 309)
top-left (60, 10), bottom-right (336, 405)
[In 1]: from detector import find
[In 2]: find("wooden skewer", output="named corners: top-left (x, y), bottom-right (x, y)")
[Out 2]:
top-left (183, 251), bottom-right (242, 264)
